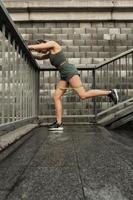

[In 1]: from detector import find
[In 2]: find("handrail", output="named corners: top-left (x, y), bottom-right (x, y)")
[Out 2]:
top-left (0, 0), bottom-right (39, 71)
top-left (0, 1), bottom-right (40, 127)
top-left (39, 66), bottom-right (95, 71)
top-left (95, 48), bottom-right (133, 69)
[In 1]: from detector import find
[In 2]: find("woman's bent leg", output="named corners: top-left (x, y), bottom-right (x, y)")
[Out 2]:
top-left (68, 75), bottom-right (110, 99)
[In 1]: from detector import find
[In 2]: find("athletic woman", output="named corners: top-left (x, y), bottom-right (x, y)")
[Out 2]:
top-left (28, 40), bottom-right (119, 130)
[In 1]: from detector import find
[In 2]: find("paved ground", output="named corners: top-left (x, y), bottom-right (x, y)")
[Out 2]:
top-left (0, 124), bottom-right (133, 200)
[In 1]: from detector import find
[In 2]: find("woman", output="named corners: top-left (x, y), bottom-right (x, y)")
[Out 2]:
top-left (28, 40), bottom-right (119, 131)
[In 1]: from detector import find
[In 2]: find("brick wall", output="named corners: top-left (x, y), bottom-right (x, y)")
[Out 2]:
top-left (2, 0), bottom-right (133, 117)
top-left (16, 21), bottom-right (133, 68)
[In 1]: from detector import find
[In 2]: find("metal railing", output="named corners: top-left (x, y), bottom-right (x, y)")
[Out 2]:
top-left (0, 1), bottom-right (39, 127)
top-left (1, 1), bottom-right (133, 124)
top-left (95, 49), bottom-right (133, 114)
top-left (39, 47), bottom-right (133, 117)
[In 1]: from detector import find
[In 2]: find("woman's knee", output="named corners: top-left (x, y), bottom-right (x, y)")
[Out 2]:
top-left (78, 92), bottom-right (86, 100)
top-left (53, 90), bottom-right (63, 100)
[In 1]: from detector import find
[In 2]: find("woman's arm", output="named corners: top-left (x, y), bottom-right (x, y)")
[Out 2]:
top-left (32, 53), bottom-right (50, 60)
top-left (28, 41), bottom-right (58, 51)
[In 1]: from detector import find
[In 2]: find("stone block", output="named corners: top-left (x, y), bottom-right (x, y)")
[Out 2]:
top-left (97, 40), bottom-right (109, 45)
top-left (121, 40), bottom-right (133, 46)
top-left (68, 23), bottom-right (80, 28)
top-left (81, 58), bottom-right (92, 64)
top-left (38, 28), bottom-right (51, 34)
top-left (74, 28), bottom-right (85, 34)
top-left (18, 28), bottom-right (26, 34)
top-left (115, 40), bottom-right (123, 45)
top-left (64, 52), bottom-right (74, 58)
top-left (15, 23), bottom-right (21, 28)
top-left (99, 52), bottom-right (110, 58)
top-left (127, 34), bottom-right (133, 40)
top-left (103, 46), bottom-right (112, 52)
top-left (74, 52), bottom-right (86, 58)
top-left (68, 58), bottom-right (80, 64)
top-left (33, 22), bottom-right (44, 28)
top-left (68, 34), bottom-right (80, 40)
top-left (51, 28), bottom-right (62, 34)
top-left (73, 40), bottom-right (85, 46)
top-left (113, 12), bottom-right (133, 20)
top-left (103, 34), bottom-right (112, 40)
top-left (103, 22), bottom-right (115, 28)
top-left (20, 22), bottom-right (32, 28)
top-left (21, 34), bottom-right (31, 40)
top-left (127, 22), bottom-right (133, 28)
top-left (86, 52), bottom-right (98, 58)
top-left (79, 46), bottom-right (91, 52)
top-left (120, 28), bottom-right (132, 34)
top-left (85, 40), bottom-right (97, 45)
top-left (92, 46), bottom-right (104, 52)
top-left (44, 34), bottom-right (57, 40)
top-left (115, 22), bottom-right (127, 28)
top-left (76, 63), bottom-right (87, 68)
top-left (116, 34), bottom-right (127, 40)
top-left (93, 58), bottom-right (104, 64)
top-left (92, 33), bottom-right (103, 40)
top-left (56, 22), bottom-right (68, 28)
top-left (80, 34), bottom-right (91, 40)
top-left (127, 46), bottom-right (133, 50)
top-left (62, 28), bottom-right (74, 34)
top-left (80, 22), bottom-right (91, 28)
top-left (45, 23), bottom-right (56, 28)
top-left (26, 28), bottom-right (38, 34)
top-left (92, 22), bottom-right (103, 27)
top-left (68, 46), bottom-right (79, 52)
top-left (109, 28), bottom-right (120, 34)
top-left (56, 34), bottom-right (68, 40)
top-left (97, 28), bottom-right (109, 34)
top-left (62, 40), bottom-right (73, 46)
top-left (85, 28), bottom-right (97, 34)
top-left (62, 46), bottom-right (67, 51)
top-left (116, 46), bottom-right (127, 52)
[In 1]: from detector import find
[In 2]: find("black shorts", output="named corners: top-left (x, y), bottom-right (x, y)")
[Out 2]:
top-left (58, 62), bottom-right (80, 81)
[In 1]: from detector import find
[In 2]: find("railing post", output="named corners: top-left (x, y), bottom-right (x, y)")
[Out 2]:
top-left (1, 25), bottom-right (6, 124)
top-left (92, 68), bottom-right (96, 117)
top-left (35, 70), bottom-right (40, 117)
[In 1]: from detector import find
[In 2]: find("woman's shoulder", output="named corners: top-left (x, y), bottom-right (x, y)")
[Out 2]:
top-left (47, 40), bottom-right (60, 46)
top-left (48, 41), bottom-right (62, 53)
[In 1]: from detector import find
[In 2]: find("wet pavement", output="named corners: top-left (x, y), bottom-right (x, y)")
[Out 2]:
top-left (0, 125), bottom-right (133, 200)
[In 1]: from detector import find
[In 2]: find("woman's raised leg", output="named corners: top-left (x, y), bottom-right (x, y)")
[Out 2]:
top-left (68, 75), bottom-right (118, 104)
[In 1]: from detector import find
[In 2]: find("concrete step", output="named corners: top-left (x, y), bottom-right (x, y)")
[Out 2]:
top-left (97, 97), bottom-right (133, 129)
top-left (0, 123), bottom-right (38, 152)
top-left (38, 114), bottom-right (95, 124)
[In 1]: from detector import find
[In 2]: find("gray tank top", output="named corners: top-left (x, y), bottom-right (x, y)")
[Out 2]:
top-left (49, 50), bottom-right (66, 68)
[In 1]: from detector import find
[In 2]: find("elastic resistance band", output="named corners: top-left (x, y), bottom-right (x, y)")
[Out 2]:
top-left (58, 84), bottom-right (83, 91)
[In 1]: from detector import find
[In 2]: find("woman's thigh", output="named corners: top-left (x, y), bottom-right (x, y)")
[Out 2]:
top-left (54, 80), bottom-right (68, 97)
top-left (68, 75), bottom-right (86, 96)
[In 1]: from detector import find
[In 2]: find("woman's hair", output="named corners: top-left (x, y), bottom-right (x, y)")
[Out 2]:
top-left (27, 39), bottom-right (47, 45)
top-left (36, 39), bottom-right (47, 44)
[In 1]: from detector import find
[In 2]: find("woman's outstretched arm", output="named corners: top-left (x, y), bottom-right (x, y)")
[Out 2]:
top-left (32, 53), bottom-right (50, 60)
top-left (28, 41), bottom-right (57, 51)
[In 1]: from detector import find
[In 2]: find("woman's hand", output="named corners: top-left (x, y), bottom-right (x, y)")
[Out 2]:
top-left (28, 45), bottom-right (35, 51)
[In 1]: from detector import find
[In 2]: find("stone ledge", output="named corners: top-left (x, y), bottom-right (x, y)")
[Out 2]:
top-left (3, 0), bottom-right (133, 9)
top-left (3, 0), bottom-right (133, 21)
top-left (0, 123), bottom-right (38, 151)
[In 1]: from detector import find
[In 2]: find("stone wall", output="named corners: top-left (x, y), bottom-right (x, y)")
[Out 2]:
top-left (15, 21), bottom-right (133, 69)
top-left (2, 0), bottom-right (133, 117)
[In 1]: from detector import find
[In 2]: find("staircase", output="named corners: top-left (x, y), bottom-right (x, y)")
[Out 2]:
top-left (0, 0), bottom-right (133, 129)
top-left (97, 98), bottom-right (133, 129)
top-left (3, 0), bottom-right (133, 118)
